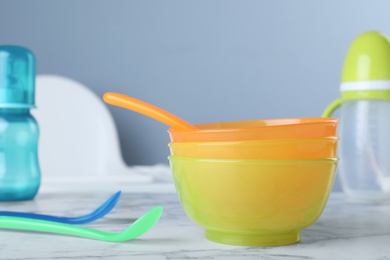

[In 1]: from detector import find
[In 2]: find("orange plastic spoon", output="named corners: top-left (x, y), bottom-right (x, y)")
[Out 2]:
top-left (103, 92), bottom-right (197, 130)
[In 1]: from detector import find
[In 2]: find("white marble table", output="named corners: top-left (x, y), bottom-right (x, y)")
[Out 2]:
top-left (0, 186), bottom-right (390, 260)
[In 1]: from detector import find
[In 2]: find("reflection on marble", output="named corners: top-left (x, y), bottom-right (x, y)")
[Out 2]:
top-left (0, 189), bottom-right (390, 259)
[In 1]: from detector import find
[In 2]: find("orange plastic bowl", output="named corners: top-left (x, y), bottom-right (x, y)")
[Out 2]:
top-left (168, 118), bottom-right (338, 142)
top-left (168, 136), bottom-right (339, 160)
top-left (169, 155), bottom-right (338, 246)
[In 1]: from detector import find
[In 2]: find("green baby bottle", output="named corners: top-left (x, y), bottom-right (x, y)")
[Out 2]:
top-left (323, 31), bottom-right (390, 197)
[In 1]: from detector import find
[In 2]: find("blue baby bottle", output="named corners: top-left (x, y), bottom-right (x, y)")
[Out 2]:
top-left (0, 45), bottom-right (40, 201)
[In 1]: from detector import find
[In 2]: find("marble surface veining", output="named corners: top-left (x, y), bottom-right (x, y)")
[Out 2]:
top-left (0, 188), bottom-right (390, 260)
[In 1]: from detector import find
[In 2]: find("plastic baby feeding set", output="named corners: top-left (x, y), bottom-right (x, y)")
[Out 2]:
top-left (0, 30), bottom-right (389, 247)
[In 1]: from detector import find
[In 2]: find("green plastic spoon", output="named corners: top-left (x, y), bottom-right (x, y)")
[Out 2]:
top-left (0, 206), bottom-right (163, 242)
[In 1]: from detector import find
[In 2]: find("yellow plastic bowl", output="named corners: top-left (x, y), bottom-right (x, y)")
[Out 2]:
top-left (169, 137), bottom-right (339, 160)
top-left (168, 156), bottom-right (338, 246)
top-left (168, 118), bottom-right (338, 142)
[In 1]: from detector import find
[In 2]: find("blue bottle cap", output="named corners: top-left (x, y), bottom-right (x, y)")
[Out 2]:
top-left (0, 45), bottom-right (36, 108)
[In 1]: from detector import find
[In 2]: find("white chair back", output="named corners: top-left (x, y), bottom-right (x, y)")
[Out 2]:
top-left (32, 75), bottom-right (151, 192)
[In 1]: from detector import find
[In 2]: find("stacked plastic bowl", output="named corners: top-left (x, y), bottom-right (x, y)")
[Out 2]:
top-left (167, 118), bottom-right (339, 246)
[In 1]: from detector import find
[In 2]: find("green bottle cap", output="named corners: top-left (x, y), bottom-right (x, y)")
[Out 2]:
top-left (341, 31), bottom-right (390, 100)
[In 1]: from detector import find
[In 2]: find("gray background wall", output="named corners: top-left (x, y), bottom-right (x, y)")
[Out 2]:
top-left (1, 0), bottom-right (390, 191)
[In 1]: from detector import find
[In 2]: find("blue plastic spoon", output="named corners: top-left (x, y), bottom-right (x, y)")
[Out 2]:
top-left (0, 191), bottom-right (121, 224)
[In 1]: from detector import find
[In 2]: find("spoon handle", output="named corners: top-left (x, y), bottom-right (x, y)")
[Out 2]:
top-left (103, 92), bottom-right (196, 130)
top-left (0, 216), bottom-right (110, 240)
top-left (0, 191), bottom-right (121, 224)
